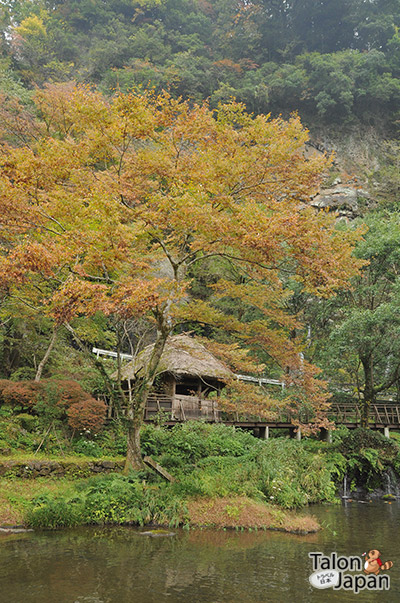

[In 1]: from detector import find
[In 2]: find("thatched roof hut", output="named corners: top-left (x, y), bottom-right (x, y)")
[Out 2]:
top-left (116, 335), bottom-right (232, 421)
top-left (120, 334), bottom-right (233, 383)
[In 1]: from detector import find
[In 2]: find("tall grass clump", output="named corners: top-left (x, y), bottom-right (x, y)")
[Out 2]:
top-left (26, 474), bottom-right (187, 529)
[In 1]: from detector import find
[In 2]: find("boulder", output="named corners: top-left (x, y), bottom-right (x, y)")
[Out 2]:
top-left (311, 185), bottom-right (371, 218)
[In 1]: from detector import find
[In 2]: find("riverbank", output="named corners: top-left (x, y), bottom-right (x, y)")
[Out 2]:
top-left (0, 475), bottom-right (320, 534)
top-left (3, 502), bottom-right (399, 603)
top-left (1, 422), bottom-right (400, 533)
top-left (0, 502), bottom-right (400, 603)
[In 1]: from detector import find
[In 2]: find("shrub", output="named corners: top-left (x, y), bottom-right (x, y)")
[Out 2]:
top-left (0, 379), bottom-right (12, 400)
top-left (95, 422), bottom-right (127, 455)
top-left (72, 438), bottom-right (103, 457)
top-left (49, 380), bottom-right (94, 408)
top-left (14, 413), bottom-right (39, 432)
top-left (140, 423), bottom-right (336, 508)
top-left (339, 427), bottom-right (398, 460)
top-left (9, 367), bottom-right (36, 381)
top-left (0, 378), bottom-right (100, 428)
top-left (1, 381), bottom-right (41, 408)
top-left (141, 422), bottom-right (258, 463)
top-left (67, 399), bottom-right (107, 434)
top-left (25, 493), bottom-right (84, 529)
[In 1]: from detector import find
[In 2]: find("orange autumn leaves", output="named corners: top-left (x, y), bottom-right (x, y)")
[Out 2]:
top-left (0, 83), bottom-right (364, 423)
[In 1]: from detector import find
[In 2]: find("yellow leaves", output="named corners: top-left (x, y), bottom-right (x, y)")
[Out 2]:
top-left (284, 208), bottom-right (367, 297)
top-left (218, 380), bottom-right (283, 420)
top-left (108, 278), bottom-right (162, 319)
top-left (15, 15), bottom-right (47, 41)
top-left (216, 101), bottom-right (254, 128)
top-left (200, 339), bottom-right (265, 374)
top-left (9, 240), bottom-right (57, 278)
top-left (212, 278), bottom-right (290, 320)
top-left (111, 90), bottom-right (162, 139)
top-left (172, 299), bottom-right (242, 332)
top-left (34, 83), bottom-right (110, 137)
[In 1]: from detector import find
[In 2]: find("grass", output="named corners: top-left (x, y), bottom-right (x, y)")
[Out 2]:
top-left (0, 475), bottom-right (321, 533)
top-left (187, 497), bottom-right (320, 533)
top-left (0, 477), bottom-right (78, 526)
top-left (0, 422), bottom-right (337, 531)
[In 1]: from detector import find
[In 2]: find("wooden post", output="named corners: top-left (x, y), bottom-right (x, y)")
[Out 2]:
top-left (384, 426), bottom-right (390, 438)
top-left (259, 426), bottom-right (269, 439)
top-left (179, 400), bottom-right (186, 421)
top-left (212, 400), bottom-right (217, 422)
top-left (143, 456), bottom-right (176, 482)
top-left (296, 428), bottom-right (302, 441)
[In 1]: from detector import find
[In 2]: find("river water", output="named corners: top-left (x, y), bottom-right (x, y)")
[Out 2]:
top-left (0, 501), bottom-right (399, 603)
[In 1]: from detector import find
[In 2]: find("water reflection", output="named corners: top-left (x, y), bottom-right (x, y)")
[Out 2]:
top-left (0, 502), bottom-right (399, 602)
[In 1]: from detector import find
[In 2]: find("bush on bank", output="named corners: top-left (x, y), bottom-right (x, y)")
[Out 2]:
top-left (0, 379), bottom-right (106, 437)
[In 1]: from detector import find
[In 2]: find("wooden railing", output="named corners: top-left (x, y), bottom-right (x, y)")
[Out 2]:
top-left (328, 403), bottom-right (400, 426)
top-left (144, 393), bottom-right (220, 422)
top-left (141, 397), bottom-right (400, 427)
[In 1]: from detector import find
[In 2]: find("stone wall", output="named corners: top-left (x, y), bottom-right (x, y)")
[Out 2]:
top-left (0, 459), bottom-right (124, 478)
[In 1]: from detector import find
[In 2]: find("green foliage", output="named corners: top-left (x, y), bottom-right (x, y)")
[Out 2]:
top-left (339, 427), bottom-right (399, 459)
top-left (95, 422), bottom-right (127, 456)
top-left (15, 421), bottom-right (400, 530)
top-left (26, 473), bottom-right (187, 528)
top-left (14, 412), bottom-right (38, 432)
top-left (141, 422), bottom-right (257, 463)
top-left (307, 212), bottom-right (400, 420)
top-left (1, 0), bottom-right (400, 129)
top-left (142, 423), bottom-right (337, 508)
top-left (72, 439), bottom-right (104, 458)
top-left (323, 427), bottom-right (400, 491)
top-left (19, 422), bottom-right (344, 531)
top-left (26, 493), bottom-right (83, 529)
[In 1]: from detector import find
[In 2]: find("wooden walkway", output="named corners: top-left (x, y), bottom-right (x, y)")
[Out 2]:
top-left (143, 395), bottom-right (400, 431)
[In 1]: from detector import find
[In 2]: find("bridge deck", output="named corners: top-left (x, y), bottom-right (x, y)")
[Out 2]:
top-left (141, 396), bottom-right (400, 429)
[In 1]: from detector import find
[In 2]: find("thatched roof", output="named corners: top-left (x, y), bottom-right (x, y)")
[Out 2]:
top-left (119, 335), bottom-right (233, 382)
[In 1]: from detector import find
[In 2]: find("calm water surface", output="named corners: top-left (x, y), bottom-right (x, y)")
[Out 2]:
top-left (0, 501), bottom-right (399, 603)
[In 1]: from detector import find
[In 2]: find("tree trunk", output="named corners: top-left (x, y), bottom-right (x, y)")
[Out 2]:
top-left (361, 355), bottom-right (375, 428)
top-left (124, 325), bottom-right (170, 472)
top-left (126, 413), bottom-right (144, 471)
top-left (35, 327), bottom-right (58, 382)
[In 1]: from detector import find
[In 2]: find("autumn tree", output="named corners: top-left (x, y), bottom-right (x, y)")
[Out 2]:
top-left (0, 83), bottom-right (363, 469)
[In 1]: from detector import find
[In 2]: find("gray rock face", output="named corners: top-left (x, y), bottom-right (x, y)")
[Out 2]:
top-left (311, 186), bottom-right (370, 218)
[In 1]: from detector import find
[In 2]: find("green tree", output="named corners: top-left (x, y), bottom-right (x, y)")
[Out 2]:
top-left (311, 212), bottom-right (400, 426)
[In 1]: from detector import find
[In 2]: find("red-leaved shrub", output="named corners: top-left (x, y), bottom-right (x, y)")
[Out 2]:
top-left (40, 379), bottom-right (92, 409)
top-left (0, 379), bottom-right (98, 424)
top-left (1, 381), bottom-right (42, 408)
top-left (67, 399), bottom-right (107, 434)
